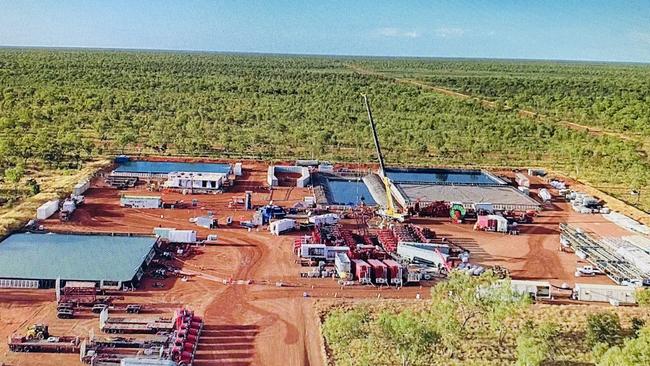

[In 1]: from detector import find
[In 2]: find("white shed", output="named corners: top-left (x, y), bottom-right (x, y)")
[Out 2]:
top-left (36, 200), bottom-right (60, 220)
top-left (269, 219), bottom-right (296, 235)
top-left (573, 284), bottom-right (637, 305)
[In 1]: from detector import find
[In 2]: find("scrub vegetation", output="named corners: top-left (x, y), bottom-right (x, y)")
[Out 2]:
top-left (0, 49), bottom-right (648, 212)
top-left (319, 272), bottom-right (650, 366)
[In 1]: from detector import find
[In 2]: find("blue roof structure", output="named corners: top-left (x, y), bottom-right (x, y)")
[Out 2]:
top-left (0, 233), bottom-right (157, 282)
top-left (114, 160), bottom-right (231, 175)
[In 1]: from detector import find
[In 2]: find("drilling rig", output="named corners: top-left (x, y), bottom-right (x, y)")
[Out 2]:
top-left (362, 94), bottom-right (406, 223)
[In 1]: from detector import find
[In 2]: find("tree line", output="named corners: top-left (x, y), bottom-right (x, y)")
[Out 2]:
top-left (0, 50), bottom-right (647, 211)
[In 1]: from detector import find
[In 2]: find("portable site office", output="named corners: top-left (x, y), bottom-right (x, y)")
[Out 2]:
top-left (120, 195), bottom-right (162, 209)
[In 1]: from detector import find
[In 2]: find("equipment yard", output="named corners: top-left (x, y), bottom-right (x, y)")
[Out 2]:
top-left (1, 155), bottom-right (647, 366)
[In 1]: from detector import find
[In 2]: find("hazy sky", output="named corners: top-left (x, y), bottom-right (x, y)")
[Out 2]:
top-left (1, 0), bottom-right (649, 62)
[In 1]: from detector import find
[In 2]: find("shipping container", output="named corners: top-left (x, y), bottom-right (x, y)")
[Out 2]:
top-left (36, 200), bottom-right (59, 220)
top-left (367, 259), bottom-right (388, 284)
top-left (73, 180), bottom-right (91, 196)
top-left (334, 253), bottom-right (351, 279)
top-left (120, 195), bottom-right (162, 209)
top-left (352, 259), bottom-right (372, 284)
top-left (308, 213), bottom-right (339, 226)
top-left (382, 259), bottom-right (403, 285)
top-left (167, 230), bottom-right (197, 243)
top-left (573, 284), bottom-right (637, 305)
top-left (269, 219), bottom-right (297, 235)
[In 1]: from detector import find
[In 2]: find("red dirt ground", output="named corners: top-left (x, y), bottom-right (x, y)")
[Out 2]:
top-left (0, 162), bottom-right (637, 365)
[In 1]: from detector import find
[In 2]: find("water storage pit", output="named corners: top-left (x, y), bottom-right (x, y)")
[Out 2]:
top-left (385, 168), bottom-right (505, 186)
top-left (113, 160), bottom-right (232, 177)
top-left (323, 178), bottom-right (376, 206)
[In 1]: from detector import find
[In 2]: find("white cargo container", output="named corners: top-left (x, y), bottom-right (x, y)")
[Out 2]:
top-left (36, 199), bottom-right (60, 220)
top-left (335, 252), bottom-right (351, 278)
top-left (308, 213), bottom-right (339, 226)
top-left (167, 229), bottom-right (197, 243)
top-left (573, 284), bottom-right (637, 305)
top-left (120, 195), bottom-right (161, 209)
top-left (73, 180), bottom-right (90, 196)
top-left (510, 280), bottom-right (551, 299)
top-left (269, 219), bottom-right (296, 235)
top-left (234, 162), bottom-right (243, 176)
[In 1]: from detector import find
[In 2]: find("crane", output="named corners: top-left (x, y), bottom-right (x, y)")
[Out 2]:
top-left (362, 94), bottom-right (405, 223)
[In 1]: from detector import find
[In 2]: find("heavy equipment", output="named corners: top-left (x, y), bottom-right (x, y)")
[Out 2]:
top-left (25, 324), bottom-right (49, 340)
top-left (362, 94), bottom-right (406, 223)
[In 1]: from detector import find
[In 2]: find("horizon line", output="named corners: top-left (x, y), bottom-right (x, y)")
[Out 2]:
top-left (1, 44), bottom-right (649, 65)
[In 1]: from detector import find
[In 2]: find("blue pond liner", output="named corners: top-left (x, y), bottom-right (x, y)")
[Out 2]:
top-left (385, 168), bottom-right (502, 185)
top-left (326, 179), bottom-right (376, 206)
top-left (114, 160), bottom-right (231, 174)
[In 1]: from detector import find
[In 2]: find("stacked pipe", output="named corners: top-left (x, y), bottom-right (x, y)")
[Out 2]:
top-left (171, 308), bottom-right (204, 366)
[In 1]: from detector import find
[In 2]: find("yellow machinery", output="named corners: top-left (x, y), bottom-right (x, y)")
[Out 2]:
top-left (25, 324), bottom-right (49, 340)
top-left (362, 95), bottom-right (406, 223)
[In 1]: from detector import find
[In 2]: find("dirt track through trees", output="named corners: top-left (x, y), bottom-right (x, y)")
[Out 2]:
top-left (345, 63), bottom-right (646, 147)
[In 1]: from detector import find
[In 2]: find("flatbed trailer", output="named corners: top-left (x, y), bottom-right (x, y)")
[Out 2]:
top-left (9, 335), bottom-right (81, 353)
top-left (93, 335), bottom-right (169, 349)
top-left (100, 309), bottom-right (174, 334)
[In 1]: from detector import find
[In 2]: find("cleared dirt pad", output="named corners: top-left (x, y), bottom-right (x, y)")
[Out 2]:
top-left (0, 162), bottom-right (640, 365)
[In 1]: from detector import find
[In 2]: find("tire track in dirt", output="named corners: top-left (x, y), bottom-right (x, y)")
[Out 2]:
top-left (200, 233), bottom-right (308, 365)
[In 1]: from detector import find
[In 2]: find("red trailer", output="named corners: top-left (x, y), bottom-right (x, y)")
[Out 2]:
top-left (367, 259), bottom-right (388, 285)
top-left (382, 259), bottom-right (403, 286)
top-left (352, 259), bottom-right (372, 284)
